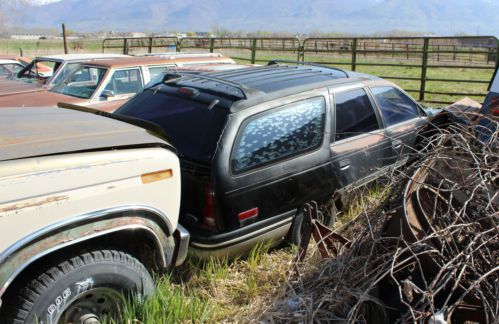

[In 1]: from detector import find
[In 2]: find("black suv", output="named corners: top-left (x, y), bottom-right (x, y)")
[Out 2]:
top-left (116, 62), bottom-right (428, 259)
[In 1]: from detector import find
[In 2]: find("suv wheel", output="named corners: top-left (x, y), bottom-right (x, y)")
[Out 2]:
top-left (285, 203), bottom-right (337, 246)
top-left (7, 249), bottom-right (154, 324)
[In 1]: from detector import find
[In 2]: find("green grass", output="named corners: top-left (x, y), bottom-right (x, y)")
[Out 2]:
top-left (117, 242), bottom-right (294, 323)
top-left (113, 187), bottom-right (386, 323)
top-left (0, 38), bottom-right (102, 56)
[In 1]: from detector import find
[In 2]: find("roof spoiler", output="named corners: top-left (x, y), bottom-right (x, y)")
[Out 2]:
top-left (57, 102), bottom-right (175, 147)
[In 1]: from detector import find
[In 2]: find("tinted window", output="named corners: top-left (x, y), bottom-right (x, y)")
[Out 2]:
top-left (105, 69), bottom-right (143, 95)
top-left (371, 87), bottom-right (420, 126)
top-left (232, 97), bottom-right (325, 172)
top-left (117, 86), bottom-right (228, 162)
top-left (334, 88), bottom-right (380, 141)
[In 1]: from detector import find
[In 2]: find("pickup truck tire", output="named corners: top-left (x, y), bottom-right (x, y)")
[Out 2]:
top-left (8, 249), bottom-right (154, 324)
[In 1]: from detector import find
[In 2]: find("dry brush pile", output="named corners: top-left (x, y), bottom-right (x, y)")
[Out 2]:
top-left (266, 116), bottom-right (498, 323)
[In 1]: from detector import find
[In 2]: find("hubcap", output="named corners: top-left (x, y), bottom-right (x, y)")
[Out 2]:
top-left (57, 288), bottom-right (122, 324)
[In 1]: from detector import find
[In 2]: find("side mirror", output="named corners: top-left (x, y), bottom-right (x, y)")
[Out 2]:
top-left (101, 89), bottom-right (116, 99)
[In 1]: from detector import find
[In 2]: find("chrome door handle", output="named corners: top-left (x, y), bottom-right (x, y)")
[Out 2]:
top-left (339, 160), bottom-right (350, 171)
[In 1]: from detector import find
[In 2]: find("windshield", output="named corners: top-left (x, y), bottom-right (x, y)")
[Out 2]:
top-left (49, 62), bottom-right (80, 86)
top-left (117, 86), bottom-right (228, 162)
top-left (0, 63), bottom-right (23, 79)
top-left (51, 66), bottom-right (107, 99)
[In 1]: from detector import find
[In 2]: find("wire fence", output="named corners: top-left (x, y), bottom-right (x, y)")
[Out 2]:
top-left (2, 35), bottom-right (496, 105)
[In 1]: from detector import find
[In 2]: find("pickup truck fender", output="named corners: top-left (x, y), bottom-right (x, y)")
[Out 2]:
top-left (0, 205), bottom-right (185, 303)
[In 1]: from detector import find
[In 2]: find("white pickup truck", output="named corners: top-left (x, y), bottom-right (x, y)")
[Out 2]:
top-left (0, 107), bottom-right (188, 324)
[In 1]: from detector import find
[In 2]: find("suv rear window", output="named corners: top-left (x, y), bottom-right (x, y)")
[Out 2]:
top-left (117, 87), bottom-right (228, 162)
top-left (371, 86), bottom-right (420, 126)
top-left (232, 97), bottom-right (325, 173)
top-left (334, 88), bottom-right (380, 141)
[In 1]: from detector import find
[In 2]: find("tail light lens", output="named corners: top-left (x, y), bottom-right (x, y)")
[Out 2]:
top-left (202, 181), bottom-right (217, 229)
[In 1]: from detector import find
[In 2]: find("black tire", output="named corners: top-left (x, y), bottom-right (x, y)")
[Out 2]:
top-left (6, 249), bottom-right (154, 324)
top-left (284, 211), bottom-right (305, 246)
top-left (284, 204), bottom-right (336, 247)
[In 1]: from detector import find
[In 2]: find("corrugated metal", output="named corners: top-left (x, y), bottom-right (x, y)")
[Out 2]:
top-left (0, 107), bottom-right (167, 161)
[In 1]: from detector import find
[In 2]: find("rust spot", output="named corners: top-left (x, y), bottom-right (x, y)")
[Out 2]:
top-left (0, 195), bottom-right (69, 213)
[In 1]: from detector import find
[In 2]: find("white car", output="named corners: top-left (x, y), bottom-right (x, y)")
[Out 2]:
top-left (0, 59), bottom-right (24, 80)
top-left (17, 53), bottom-right (130, 87)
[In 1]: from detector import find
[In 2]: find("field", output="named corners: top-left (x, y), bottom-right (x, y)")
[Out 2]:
top-left (1, 37), bottom-right (496, 106)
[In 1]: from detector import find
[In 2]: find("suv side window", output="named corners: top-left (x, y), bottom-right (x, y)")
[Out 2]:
top-left (371, 86), bottom-right (420, 126)
top-left (105, 68), bottom-right (143, 95)
top-left (232, 97), bottom-right (325, 173)
top-left (334, 88), bottom-right (380, 141)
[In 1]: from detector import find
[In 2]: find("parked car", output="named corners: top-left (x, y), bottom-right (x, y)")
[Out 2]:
top-left (0, 107), bottom-right (188, 323)
top-left (116, 62), bottom-right (428, 259)
top-left (0, 60), bottom-right (24, 80)
top-left (16, 53), bottom-right (129, 86)
top-left (0, 54), bottom-right (240, 112)
top-left (0, 79), bottom-right (44, 96)
top-left (0, 55), bottom-right (53, 76)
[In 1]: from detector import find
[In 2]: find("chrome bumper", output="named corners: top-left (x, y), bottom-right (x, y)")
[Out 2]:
top-left (173, 224), bottom-right (190, 267)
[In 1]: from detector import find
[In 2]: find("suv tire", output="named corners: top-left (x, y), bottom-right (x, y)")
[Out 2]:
top-left (285, 203), bottom-right (337, 246)
top-left (7, 249), bottom-right (154, 324)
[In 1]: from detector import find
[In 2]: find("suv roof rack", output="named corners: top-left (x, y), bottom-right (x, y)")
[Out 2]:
top-left (267, 59), bottom-right (348, 76)
top-left (161, 72), bottom-right (256, 99)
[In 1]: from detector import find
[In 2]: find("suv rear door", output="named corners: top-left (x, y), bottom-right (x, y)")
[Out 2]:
top-left (329, 87), bottom-right (391, 189)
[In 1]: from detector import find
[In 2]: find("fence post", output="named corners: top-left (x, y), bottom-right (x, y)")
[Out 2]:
top-left (123, 38), bottom-right (128, 55)
top-left (176, 38), bottom-right (180, 52)
top-left (251, 38), bottom-right (257, 64)
top-left (148, 37), bottom-right (153, 53)
top-left (19, 48), bottom-right (23, 57)
top-left (419, 38), bottom-right (429, 102)
top-left (62, 23), bottom-right (68, 54)
top-left (209, 38), bottom-right (215, 53)
top-left (351, 38), bottom-right (358, 71)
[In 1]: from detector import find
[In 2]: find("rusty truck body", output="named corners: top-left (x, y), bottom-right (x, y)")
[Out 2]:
top-left (0, 107), bottom-right (188, 323)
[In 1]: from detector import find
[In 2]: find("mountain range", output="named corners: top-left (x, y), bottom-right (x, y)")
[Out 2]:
top-left (18, 0), bottom-right (499, 35)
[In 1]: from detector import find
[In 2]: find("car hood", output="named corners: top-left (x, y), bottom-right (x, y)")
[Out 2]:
top-left (0, 80), bottom-right (44, 96)
top-left (0, 107), bottom-right (172, 162)
top-left (0, 90), bottom-right (86, 108)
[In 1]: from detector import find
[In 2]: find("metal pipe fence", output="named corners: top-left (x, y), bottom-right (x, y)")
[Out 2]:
top-left (102, 36), bottom-right (498, 105)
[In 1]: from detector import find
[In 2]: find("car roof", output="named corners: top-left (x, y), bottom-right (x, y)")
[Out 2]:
top-left (0, 59), bottom-right (21, 65)
top-left (160, 63), bottom-right (380, 111)
top-left (34, 53), bottom-right (129, 62)
top-left (82, 55), bottom-right (237, 69)
top-left (138, 52), bottom-right (234, 62)
top-left (0, 107), bottom-right (169, 162)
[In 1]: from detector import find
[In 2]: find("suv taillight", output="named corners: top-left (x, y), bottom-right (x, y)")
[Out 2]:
top-left (202, 181), bottom-right (217, 229)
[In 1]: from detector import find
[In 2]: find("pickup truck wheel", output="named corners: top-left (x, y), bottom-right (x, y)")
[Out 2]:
top-left (8, 250), bottom-right (154, 324)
